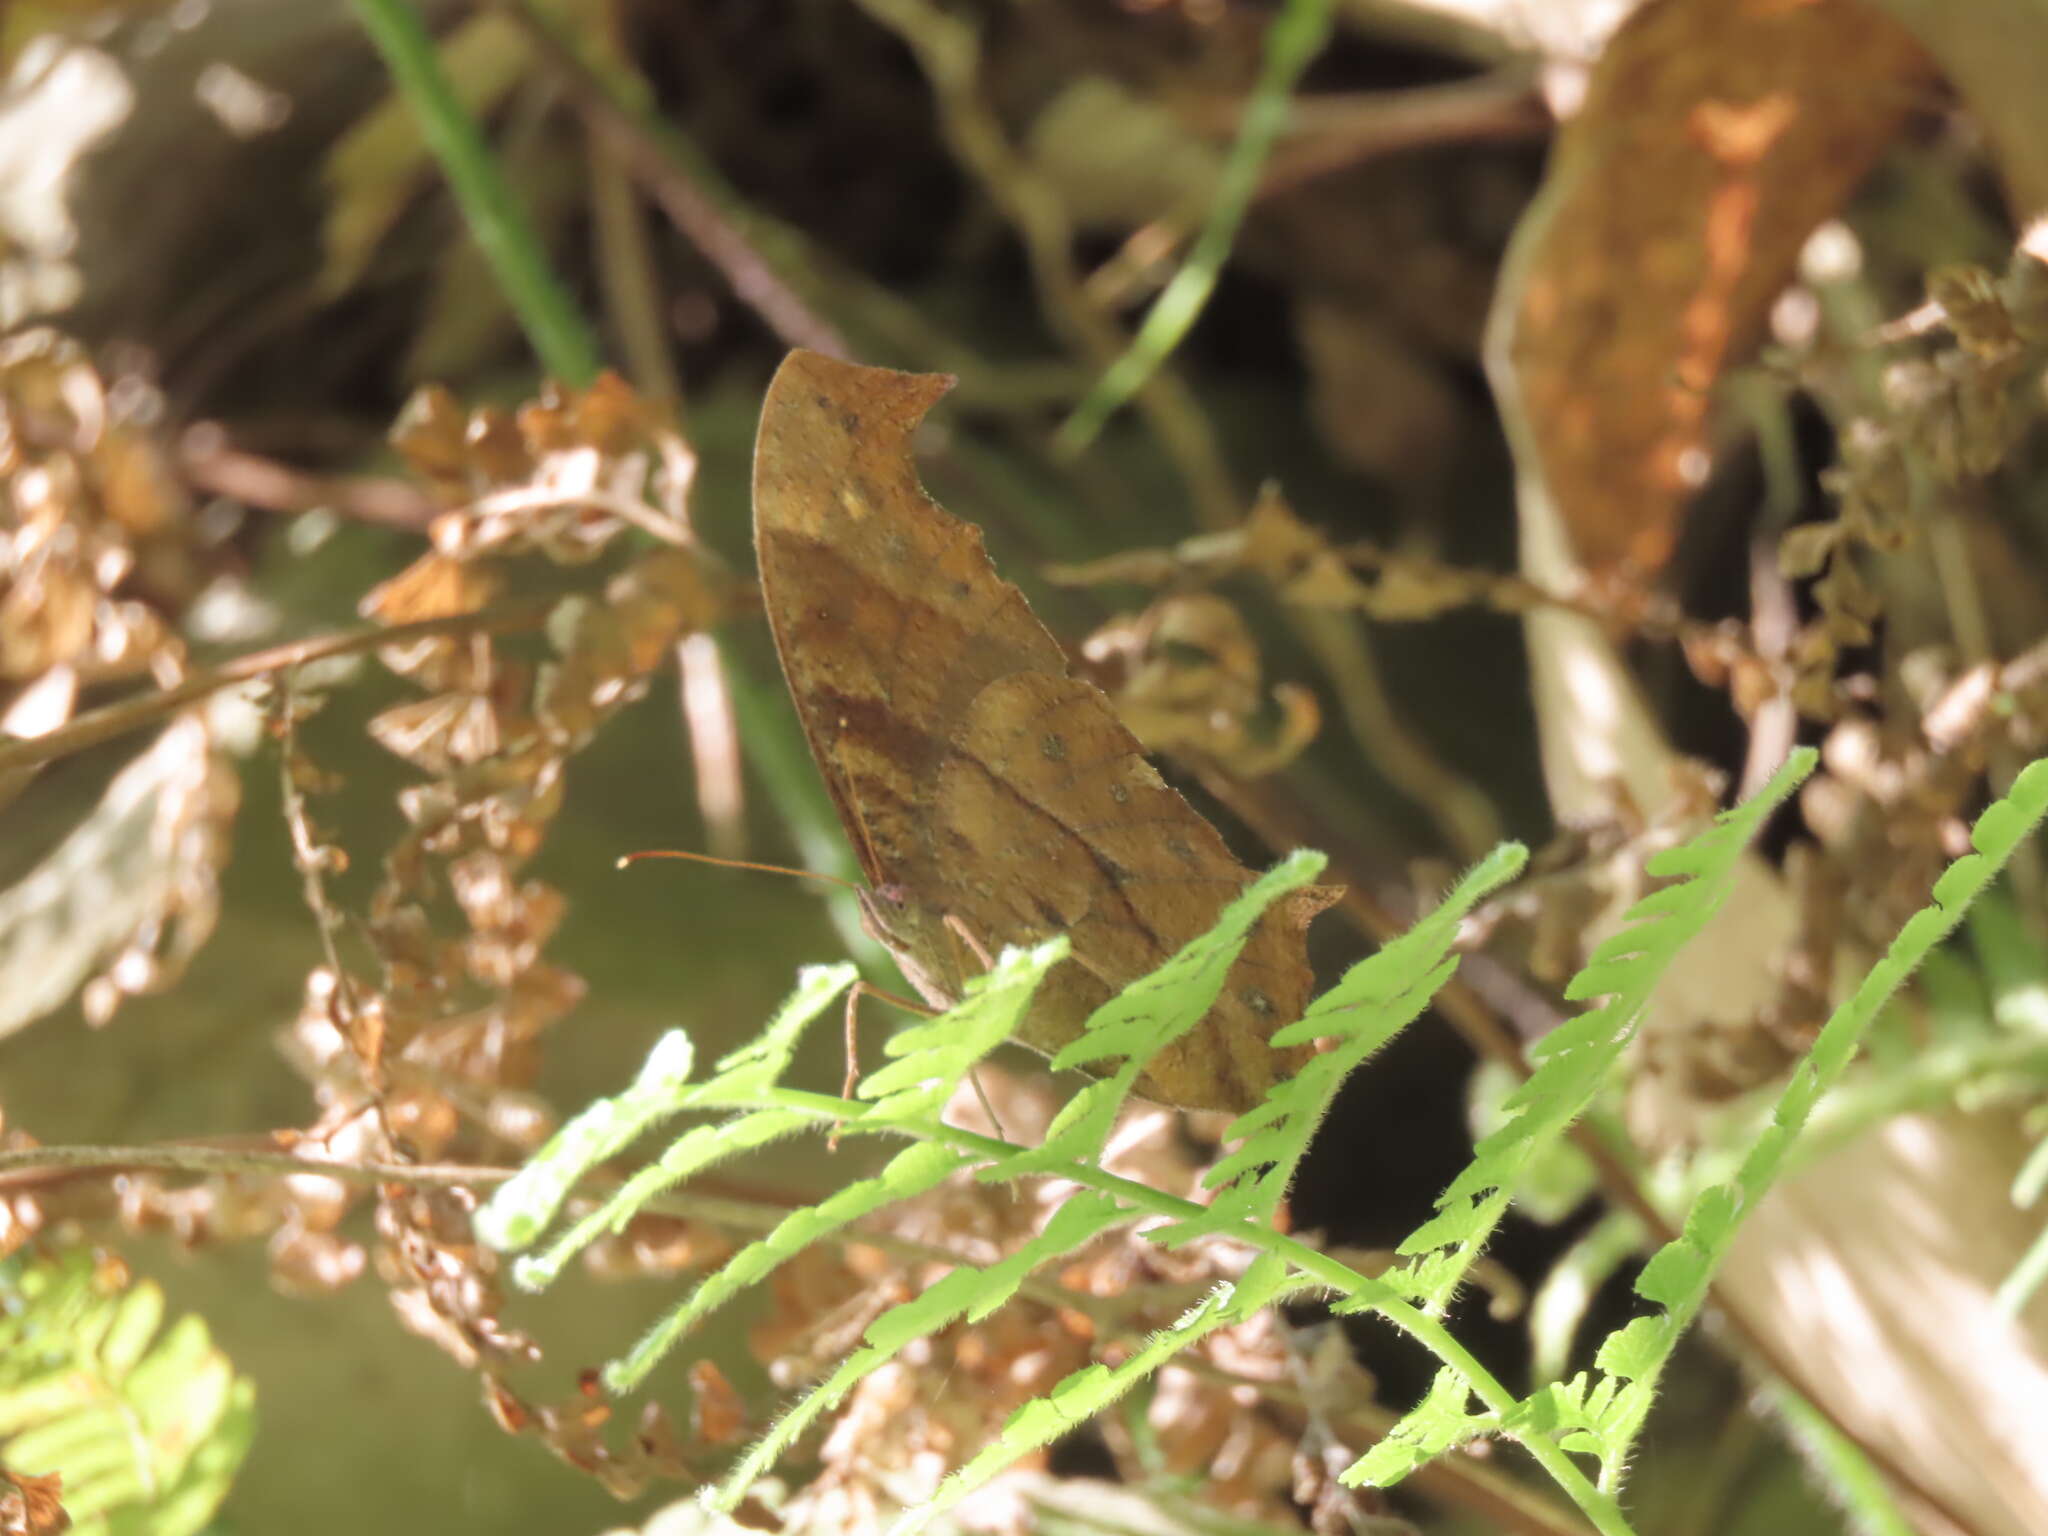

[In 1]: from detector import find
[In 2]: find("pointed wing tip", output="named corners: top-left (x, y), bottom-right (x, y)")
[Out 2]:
top-left (770, 348), bottom-right (958, 417)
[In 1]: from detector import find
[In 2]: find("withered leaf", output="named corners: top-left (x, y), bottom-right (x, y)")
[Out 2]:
top-left (753, 350), bottom-right (1332, 1112)
top-left (0, 1468), bottom-right (68, 1536)
top-left (1504, 0), bottom-right (1933, 576)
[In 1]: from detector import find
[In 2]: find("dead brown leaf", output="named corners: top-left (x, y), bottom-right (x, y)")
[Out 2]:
top-left (1506, 0), bottom-right (1935, 577)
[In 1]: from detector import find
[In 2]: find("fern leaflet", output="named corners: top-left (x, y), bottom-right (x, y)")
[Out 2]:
top-left (901, 1258), bottom-right (1311, 1534)
top-left (1381, 750), bottom-right (1815, 1322)
top-left (710, 1189), bottom-right (1138, 1513)
top-left (1555, 754), bottom-right (2048, 1488)
top-left (990, 850), bottom-right (1329, 1179)
top-left (0, 1247), bottom-right (255, 1536)
top-left (1163, 843), bottom-right (1527, 1245)
top-left (477, 963), bottom-right (858, 1252)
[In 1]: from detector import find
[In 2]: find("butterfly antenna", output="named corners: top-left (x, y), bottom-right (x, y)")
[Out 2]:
top-left (617, 848), bottom-right (862, 893)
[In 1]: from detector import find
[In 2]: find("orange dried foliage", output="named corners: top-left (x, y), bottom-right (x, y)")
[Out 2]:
top-left (0, 330), bottom-right (201, 714)
top-left (0, 332), bottom-right (237, 1019)
top-left (255, 373), bottom-right (738, 1484)
top-left (0, 1468), bottom-right (68, 1536)
top-left (1506, 0), bottom-right (1934, 578)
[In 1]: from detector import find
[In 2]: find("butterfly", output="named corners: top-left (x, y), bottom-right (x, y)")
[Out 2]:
top-left (752, 349), bottom-right (1330, 1111)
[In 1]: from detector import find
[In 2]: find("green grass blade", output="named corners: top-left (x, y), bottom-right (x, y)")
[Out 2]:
top-left (348, 0), bottom-right (602, 382)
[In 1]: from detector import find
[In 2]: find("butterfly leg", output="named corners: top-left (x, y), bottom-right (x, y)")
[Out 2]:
top-left (933, 914), bottom-right (1015, 1141)
top-left (827, 979), bottom-right (933, 1150)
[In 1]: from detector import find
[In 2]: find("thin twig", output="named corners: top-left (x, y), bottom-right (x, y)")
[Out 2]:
top-left (0, 1138), bottom-right (1191, 1328)
top-left (1058, 0), bottom-right (1335, 450)
top-left (504, 0), bottom-right (1088, 412)
top-left (1251, 65), bottom-right (1548, 198)
top-left (179, 431), bottom-right (437, 529)
top-left (848, 0), bottom-right (1243, 528)
top-left (276, 676), bottom-right (364, 1061)
top-left (467, 482), bottom-right (689, 545)
top-left (0, 604), bottom-right (549, 778)
top-left (498, 0), bottom-right (849, 359)
top-left (586, 107), bottom-right (686, 409)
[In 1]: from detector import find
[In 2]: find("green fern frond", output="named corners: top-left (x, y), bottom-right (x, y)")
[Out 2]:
top-left (470, 746), bottom-right (2048, 1536)
top-left (512, 1109), bottom-right (818, 1292)
top-left (0, 1247), bottom-right (254, 1536)
top-left (478, 963), bottom-right (859, 1253)
top-left (1052, 851), bottom-right (1329, 1078)
top-left (1162, 844), bottom-right (1526, 1245)
top-left (608, 942), bottom-right (1072, 1390)
top-left (1345, 752), bottom-right (1815, 1511)
top-left (994, 851), bottom-right (1329, 1178)
top-left (709, 1188), bottom-right (1141, 1515)
top-left (497, 940), bottom-right (1060, 1393)
top-left (857, 938), bottom-right (1071, 1122)
top-left (901, 1260), bottom-right (1312, 1535)
top-left (607, 1139), bottom-right (969, 1394)
top-left (1346, 1365), bottom-right (1496, 1490)
top-left (1384, 750), bottom-right (1815, 1323)
top-left (1554, 754), bottom-right (2048, 1489)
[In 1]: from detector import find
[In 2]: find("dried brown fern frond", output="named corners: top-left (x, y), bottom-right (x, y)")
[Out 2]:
top-left (268, 371), bottom-right (737, 1488)
top-left (0, 331), bottom-right (240, 1034)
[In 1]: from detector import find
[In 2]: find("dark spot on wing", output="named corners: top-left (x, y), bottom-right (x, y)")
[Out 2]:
top-left (1041, 732), bottom-right (1067, 762)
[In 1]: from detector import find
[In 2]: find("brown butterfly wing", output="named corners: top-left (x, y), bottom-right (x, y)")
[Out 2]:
top-left (752, 349), bottom-right (1321, 1111)
top-left (753, 352), bottom-right (1064, 894)
top-left (944, 670), bottom-right (1320, 1108)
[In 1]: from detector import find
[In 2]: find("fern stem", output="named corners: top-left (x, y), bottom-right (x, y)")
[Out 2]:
top-left (1268, 1237), bottom-right (1633, 1535)
top-left (0, 603), bottom-right (549, 779)
top-left (717, 1094), bottom-right (1638, 1534)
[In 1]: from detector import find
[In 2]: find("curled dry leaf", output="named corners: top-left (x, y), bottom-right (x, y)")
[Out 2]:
top-left (0, 1467), bottom-right (68, 1536)
top-left (1079, 593), bottom-right (1320, 777)
top-left (753, 350), bottom-right (1336, 1112)
top-left (1502, 0), bottom-right (1934, 577)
